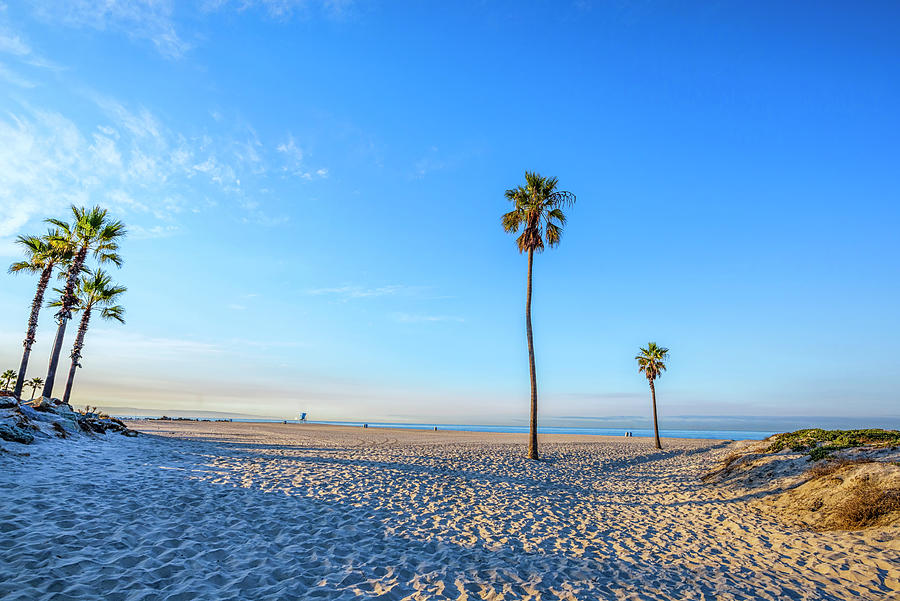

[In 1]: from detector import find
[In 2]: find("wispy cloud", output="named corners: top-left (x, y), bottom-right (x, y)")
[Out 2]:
top-left (0, 6), bottom-right (334, 247)
top-left (0, 92), bottom-right (313, 251)
top-left (27, 1), bottom-right (354, 60)
top-left (0, 60), bottom-right (36, 87)
top-left (129, 224), bottom-right (180, 240)
top-left (87, 329), bottom-right (224, 358)
top-left (554, 392), bottom-right (646, 401)
top-left (0, 100), bottom-right (204, 249)
top-left (233, 127), bottom-right (265, 174)
top-left (276, 133), bottom-right (328, 180)
top-left (202, 0), bottom-right (354, 20)
top-left (411, 144), bottom-right (482, 179)
top-left (90, 93), bottom-right (164, 140)
top-left (277, 134), bottom-right (303, 162)
top-left (226, 337), bottom-right (307, 350)
top-left (392, 313), bottom-right (464, 324)
top-left (0, 7), bottom-right (61, 70)
top-left (61, 329), bottom-right (306, 366)
top-left (307, 284), bottom-right (417, 301)
top-left (413, 146), bottom-right (448, 179)
top-left (0, 28), bottom-right (30, 56)
top-left (31, 0), bottom-right (190, 59)
top-left (411, 142), bottom-right (483, 179)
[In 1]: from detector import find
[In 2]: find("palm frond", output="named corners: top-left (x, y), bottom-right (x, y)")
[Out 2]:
top-left (548, 190), bottom-right (576, 208)
top-left (45, 218), bottom-right (71, 235)
top-left (8, 260), bottom-right (37, 275)
top-left (100, 305), bottom-right (126, 324)
top-left (545, 207), bottom-right (567, 225)
top-left (545, 222), bottom-right (562, 247)
top-left (95, 251), bottom-right (124, 267)
top-left (99, 220), bottom-right (127, 240)
top-left (501, 209), bottom-right (524, 233)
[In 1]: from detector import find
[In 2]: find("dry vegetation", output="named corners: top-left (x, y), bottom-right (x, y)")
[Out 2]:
top-left (706, 430), bottom-right (900, 531)
top-left (831, 480), bottom-right (900, 530)
top-left (798, 458), bottom-right (900, 529)
top-left (77, 405), bottom-right (111, 419)
top-left (804, 457), bottom-right (870, 479)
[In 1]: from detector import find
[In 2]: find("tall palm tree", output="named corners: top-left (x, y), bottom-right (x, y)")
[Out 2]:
top-left (502, 172), bottom-right (575, 460)
top-left (8, 230), bottom-right (72, 399)
top-left (636, 342), bottom-right (669, 450)
top-left (42, 206), bottom-right (125, 401)
top-left (1, 370), bottom-right (17, 391)
top-left (50, 269), bottom-right (126, 405)
top-left (27, 377), bottom-right (44, 401)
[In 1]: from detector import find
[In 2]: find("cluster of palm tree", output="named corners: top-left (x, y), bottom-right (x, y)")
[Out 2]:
top-left (5, 188), bottom-right (669, 458)
top-left (0, 369), bottom-right (44, 401)
top-left (1, 369), bottom-right (17, 391)
top-left (2, 371), bottom-right (45, 400)
top-left (5, 205), bottom-right (127, 406)
top-left (503, 172), bottom-right (670, 459)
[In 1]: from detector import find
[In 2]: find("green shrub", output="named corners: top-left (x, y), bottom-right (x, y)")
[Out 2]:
top-left (766, 429), bottom-right (900, 461)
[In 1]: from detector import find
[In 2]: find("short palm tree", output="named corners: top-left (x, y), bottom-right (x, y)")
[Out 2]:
top-left (7, 230), bottom-right (72, 399)
top-left (1, 369), bottom-right (17, 391)
top-left (502, 172), bottom-right (575, 460)
top-left (42, 206), bottom-right (125, 401)
top-left (636, 342), bottom-right (669, 450)
top-left (51, 269), bottom-right (126, 405)
top-left (27, 377), bottom-right (44, 401)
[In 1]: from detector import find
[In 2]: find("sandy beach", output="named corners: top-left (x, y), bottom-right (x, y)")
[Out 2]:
top-left (1, 422), bottom-right (898, 600)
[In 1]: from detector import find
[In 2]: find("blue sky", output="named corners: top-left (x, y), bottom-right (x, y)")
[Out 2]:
top-left (0, 1), bottom-right (897, 426)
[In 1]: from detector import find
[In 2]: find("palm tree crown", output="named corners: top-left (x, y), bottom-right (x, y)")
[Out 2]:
top-left (502, 171), bottom-right (575, 253)
top-left (636, 342), bottom-right (669, 382)
top-left (1, 369), bottom-right (16, 390)
top-left (49, 206), bottom-right (126, 321)
top-left (27, 377), bottom-right (44, 401)
top-left (52, 269), bottom-right (127, 323)
top-left (48, 206), bottom-right (126, 267)
top-left (8, 230), bottom-right (72, 276)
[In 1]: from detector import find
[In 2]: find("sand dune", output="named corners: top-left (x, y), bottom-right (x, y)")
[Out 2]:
top-left (1, 421), bottom-right (897, 600)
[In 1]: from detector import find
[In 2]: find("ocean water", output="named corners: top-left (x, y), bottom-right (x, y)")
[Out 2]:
top-left (121, 415), bottom-right (772, 441)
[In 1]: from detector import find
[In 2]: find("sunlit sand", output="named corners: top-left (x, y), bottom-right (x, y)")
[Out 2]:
top-left (2, 421), bottom-right (897, 600)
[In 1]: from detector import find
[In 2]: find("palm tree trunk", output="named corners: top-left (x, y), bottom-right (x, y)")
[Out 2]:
top-left (14, 352), bottom-right (29, 400)
top-left (43, 248), bottom-right (86, 402)
top-left (13, 264), bottom-right (54, 399)
top-left (62, 309), bottom-right (91, 405)
top-left (650, 380), bottom-right (661, 449)
top-left (61, 359), bottom-right (78, 406)
top-left (526, 247), bottom-right (539, 460)
top-left (30, 387), bottom-right (36, 401)
top-left (42, 318), bottom-right (68, 401)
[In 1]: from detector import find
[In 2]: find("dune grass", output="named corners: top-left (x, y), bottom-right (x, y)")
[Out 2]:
top-left (832, 481), bottom-right (900, 529)
top-left (803, 457), bottom-right (876, 480)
